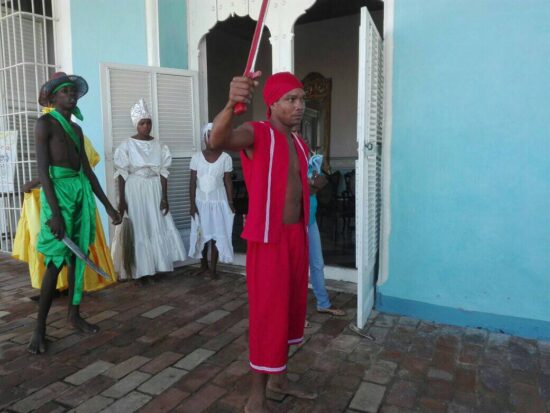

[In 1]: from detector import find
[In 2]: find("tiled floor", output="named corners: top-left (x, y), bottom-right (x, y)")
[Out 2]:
top-left (0, 253), bottom-right (548, 412)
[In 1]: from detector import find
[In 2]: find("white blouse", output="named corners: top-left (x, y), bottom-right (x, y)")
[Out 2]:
top-left (114, 138), bottom-right (171, 180)
top-left (190, 151), bottom-right (233, 203)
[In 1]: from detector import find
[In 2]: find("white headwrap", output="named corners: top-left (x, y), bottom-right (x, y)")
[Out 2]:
top-left (201, 123), bottom-right (213, 148)
top-left (130, 98), bottom-right (152, 127)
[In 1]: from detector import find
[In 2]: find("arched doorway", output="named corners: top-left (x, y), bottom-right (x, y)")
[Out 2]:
top-left (203, 16), bottom-right (272, 255)
top-left (204, 16), bottom-right (272, 126)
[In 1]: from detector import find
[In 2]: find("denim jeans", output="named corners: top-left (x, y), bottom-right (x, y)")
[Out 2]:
top-left (308, 220), bottom-right (331, 309)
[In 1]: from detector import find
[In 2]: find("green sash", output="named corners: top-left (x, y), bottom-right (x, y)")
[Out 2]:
top-left (48, 109), bottom-right (82, 153)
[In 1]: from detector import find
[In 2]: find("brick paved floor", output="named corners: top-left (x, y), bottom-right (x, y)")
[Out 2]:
top-left (0, 253), bottom-right (549, 413)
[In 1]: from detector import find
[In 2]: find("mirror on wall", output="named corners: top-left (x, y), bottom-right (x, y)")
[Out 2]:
top-left (301, 72), bottom-right (332, 163)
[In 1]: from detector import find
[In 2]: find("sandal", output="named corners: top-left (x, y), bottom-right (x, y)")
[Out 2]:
top-left (317, 305), bottom-right (347, 316)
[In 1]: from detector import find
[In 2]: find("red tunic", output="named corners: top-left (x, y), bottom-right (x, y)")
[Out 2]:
top-left (240, 121), bottom-right (310, 243)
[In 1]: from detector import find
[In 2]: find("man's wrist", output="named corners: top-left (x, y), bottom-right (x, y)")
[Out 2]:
top-left (225, 101), bottom-right (234, 110)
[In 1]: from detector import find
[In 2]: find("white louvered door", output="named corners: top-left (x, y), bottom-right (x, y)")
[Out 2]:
top-left (101, 64), bottom-right (200, 244)
top-left (356, 7), bottom-right (384, 328)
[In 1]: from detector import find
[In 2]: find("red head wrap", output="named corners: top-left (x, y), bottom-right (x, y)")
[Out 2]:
top-left (262, 72), bottom-right (304, 119)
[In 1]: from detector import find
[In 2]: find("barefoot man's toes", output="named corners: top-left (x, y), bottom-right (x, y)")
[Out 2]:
top-left (27, 331), bottom-right (47, 354)
top-left (267, 378), bottom-right (318, 400)
top-left (69, 316), bottom-right (99, 334)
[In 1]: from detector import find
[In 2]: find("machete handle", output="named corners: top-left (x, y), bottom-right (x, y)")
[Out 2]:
top-left (233, 102), bottom-right (247, 116)
top-left (233, 71), bottom-right (261, 116)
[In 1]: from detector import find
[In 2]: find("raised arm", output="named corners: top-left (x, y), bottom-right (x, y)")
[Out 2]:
top-left (35, 117), bottom-right (64, 239)
top-left (209, 74), bottom-right (260, 154)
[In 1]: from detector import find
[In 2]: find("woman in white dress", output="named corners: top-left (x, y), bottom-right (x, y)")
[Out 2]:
top-left (114, 98), bottom-right (186, 283)
top-left (189, 123), bottom-right (235, 278)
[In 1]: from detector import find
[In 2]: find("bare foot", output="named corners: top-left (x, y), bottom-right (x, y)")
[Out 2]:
top-left (27, 330), bottom-right (47, 354)
top-left (69, 315), bottom-right (99, 334)
top-left (267, 376), bottom-right (317, 400)
top-left (244, 400), bottom-right (271, 413)
top-left (135, 277), bottom-right (152, 286)
top-left (194, 265), bottom-right (209, 276)
top-left (135, 278), bottom-right (145, 287)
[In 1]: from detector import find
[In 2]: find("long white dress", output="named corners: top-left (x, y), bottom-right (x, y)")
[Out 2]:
top-left (113, 138), bottom-right (187, 279)
top-left (188, 151), bottom-right (235, 263)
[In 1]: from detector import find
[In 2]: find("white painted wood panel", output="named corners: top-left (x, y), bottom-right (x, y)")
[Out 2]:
top-left (356, 7), bottom-right (383, 328)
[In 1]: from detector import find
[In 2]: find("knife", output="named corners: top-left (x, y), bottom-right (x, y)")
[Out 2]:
top-left (62, 235), bottom-right (111, 280)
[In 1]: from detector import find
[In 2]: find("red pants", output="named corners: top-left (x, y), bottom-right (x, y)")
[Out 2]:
top-left (246, 222), bottom-right (309, 373)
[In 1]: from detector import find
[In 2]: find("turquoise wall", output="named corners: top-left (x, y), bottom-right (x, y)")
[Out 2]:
top-left (70, 0), bottom-right (147, 222)
top-left (159, 0), bottom-right (188, 69)
top-left (380, 0), bottom-right (550, 338)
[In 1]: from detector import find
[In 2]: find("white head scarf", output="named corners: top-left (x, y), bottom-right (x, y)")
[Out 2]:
top-left (201, 122), bottom-right (213, 149)
top-left (130, 98), bottom-right (152, 128)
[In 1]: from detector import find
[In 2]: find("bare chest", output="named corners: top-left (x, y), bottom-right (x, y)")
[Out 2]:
top-left (286, 138), bottom-right (301, 177)
top-left (47, 122), bottom-right (81, 168)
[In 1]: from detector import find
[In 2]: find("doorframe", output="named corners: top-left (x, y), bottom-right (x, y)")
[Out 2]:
top-left (52, 0), bottom-right (73, 72)
top-left (379, 0), bottom-right (394, 285)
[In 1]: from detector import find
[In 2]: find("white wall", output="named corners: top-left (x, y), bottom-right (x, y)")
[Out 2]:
top-left (295, 14), bottom-right (360, 161)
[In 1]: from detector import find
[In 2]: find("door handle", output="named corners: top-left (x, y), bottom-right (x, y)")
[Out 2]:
top-left (364, 141), bottom-right (378, 155)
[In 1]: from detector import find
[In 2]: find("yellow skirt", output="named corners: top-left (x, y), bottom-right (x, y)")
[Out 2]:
top-left (12, 189), bottom-right (117, 291)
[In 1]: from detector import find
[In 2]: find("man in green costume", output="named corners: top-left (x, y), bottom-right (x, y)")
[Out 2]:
top-left (28, 72), bottom-right (122, 354)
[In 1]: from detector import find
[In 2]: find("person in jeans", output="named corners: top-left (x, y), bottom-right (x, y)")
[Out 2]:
top-left (308, 156), bottom-right (347, 317)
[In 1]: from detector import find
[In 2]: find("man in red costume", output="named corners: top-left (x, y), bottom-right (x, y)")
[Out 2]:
top-left (210, 72), bottom-right (317, 412)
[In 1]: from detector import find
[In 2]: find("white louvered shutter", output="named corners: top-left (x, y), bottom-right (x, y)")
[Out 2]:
top-left (356, 7), bottom-right (384, 328)
top-left (156, 72), bottom-right (198, 230)
top-left (156, 73), bottom-right (197, 156)
top-left (105, 68), bottom-right (152, 153)
top-left (102, 65), bottom-right (200, 238)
